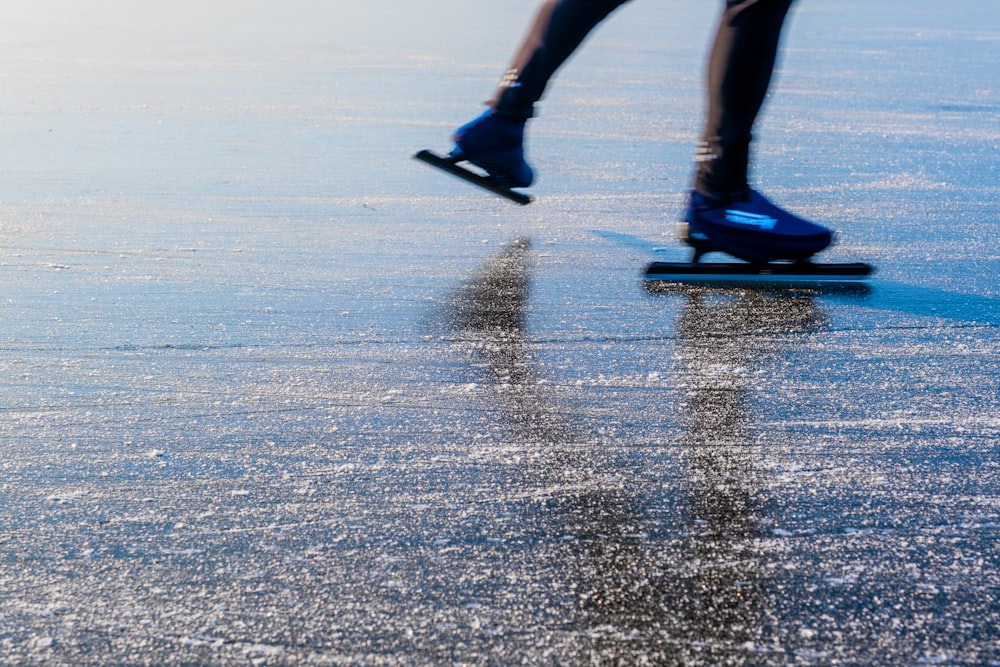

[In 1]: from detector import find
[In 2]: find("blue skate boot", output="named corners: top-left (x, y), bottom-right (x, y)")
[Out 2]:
top-left (450, 110), bottom-right (534, 189)
top-left (684, 189), bottom-right (832, 264)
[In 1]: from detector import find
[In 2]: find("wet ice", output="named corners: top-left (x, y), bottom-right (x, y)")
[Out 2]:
top-left (1, 0), bottom-right (999, 664)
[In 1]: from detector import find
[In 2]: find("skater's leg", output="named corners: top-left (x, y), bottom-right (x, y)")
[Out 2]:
top-left (453, 0), bottom-right (630, 187)
top-left (695, 0), bottom-right (795, 202)
top-left (486, 0), bottom-right (561, 108)
top-left (494, 0), bottom-right (632, 121)
top-left (687, 0), bottom-right (832, 263)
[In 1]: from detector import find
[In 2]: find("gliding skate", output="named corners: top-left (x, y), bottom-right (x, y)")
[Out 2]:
top-left (414, 111), bottom-right (534, 205)
top-left (644, 190), bottom-right (873, 286)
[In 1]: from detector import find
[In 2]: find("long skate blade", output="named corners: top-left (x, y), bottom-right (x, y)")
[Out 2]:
top-left (644, 261), bottom-right (874, 288)
top-left (414, 150), bottom-right (533, 205)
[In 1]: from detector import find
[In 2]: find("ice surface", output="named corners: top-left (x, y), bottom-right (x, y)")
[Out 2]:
top-left (1, 0), bottom-right (998, 664)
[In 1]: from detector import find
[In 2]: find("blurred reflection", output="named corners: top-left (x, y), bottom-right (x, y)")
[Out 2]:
top-left (666, 288), bottom-right (825, 656)
top-left (449, 244), bottom-right (827, 661)
top-left (449, 237), bottom-right (664, 654)
top-left (450, 236), bottom-right (564, 445)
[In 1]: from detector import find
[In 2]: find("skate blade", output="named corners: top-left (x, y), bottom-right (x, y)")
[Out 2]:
top-left (644, 260), bottom-right (875, 291)
top-left (414, 149), bottom-right (533, 205)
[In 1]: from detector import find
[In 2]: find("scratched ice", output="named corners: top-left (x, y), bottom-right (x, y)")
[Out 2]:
top-left (0, 0), bottom-right (998, 664)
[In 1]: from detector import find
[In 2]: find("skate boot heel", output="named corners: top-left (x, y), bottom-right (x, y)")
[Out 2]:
top-left (677, 221), bottom-right (720, 263)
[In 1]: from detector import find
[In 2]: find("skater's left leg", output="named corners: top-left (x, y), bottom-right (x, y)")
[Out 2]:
top-left (453, 0), bottom-right (631, 187)
top-left (485, 0), bottom-right (561, 109)
top-left (493, 0), bottom-right (632, 121)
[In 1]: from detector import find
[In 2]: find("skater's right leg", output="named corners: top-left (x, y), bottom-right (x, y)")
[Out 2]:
top-left (686, 0), bottom-right (833, 263)
top-left (695, 0), bottom-right (795, 203)
top-left (452, 0), bottom-right (631, 187)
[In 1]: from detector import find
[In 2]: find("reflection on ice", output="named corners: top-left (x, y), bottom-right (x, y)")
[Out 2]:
top-left (668, 289), bottom-right (827, 657)
top-left (446, 242), bottom-right (845, 661)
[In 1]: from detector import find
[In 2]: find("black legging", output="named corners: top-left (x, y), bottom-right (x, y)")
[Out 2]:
top-left (494, 0), bottom-right (795, 201)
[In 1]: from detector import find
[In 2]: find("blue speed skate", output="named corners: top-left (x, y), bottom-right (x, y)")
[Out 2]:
top-left (684, 190), bottom-right (832, 264)
top-left (644, 190), bottom-right (873, 287)
top-left (414, 110), bottom-right (535, 205)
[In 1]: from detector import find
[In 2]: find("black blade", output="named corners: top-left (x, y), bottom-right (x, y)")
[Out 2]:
top-left (644, 261), bottom-right (874, 287)
top-left (414, 150), bottom-right (533, 205)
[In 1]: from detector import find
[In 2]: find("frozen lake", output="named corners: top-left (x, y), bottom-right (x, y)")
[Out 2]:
top-left (1, 0), bottom-right (998, 663)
